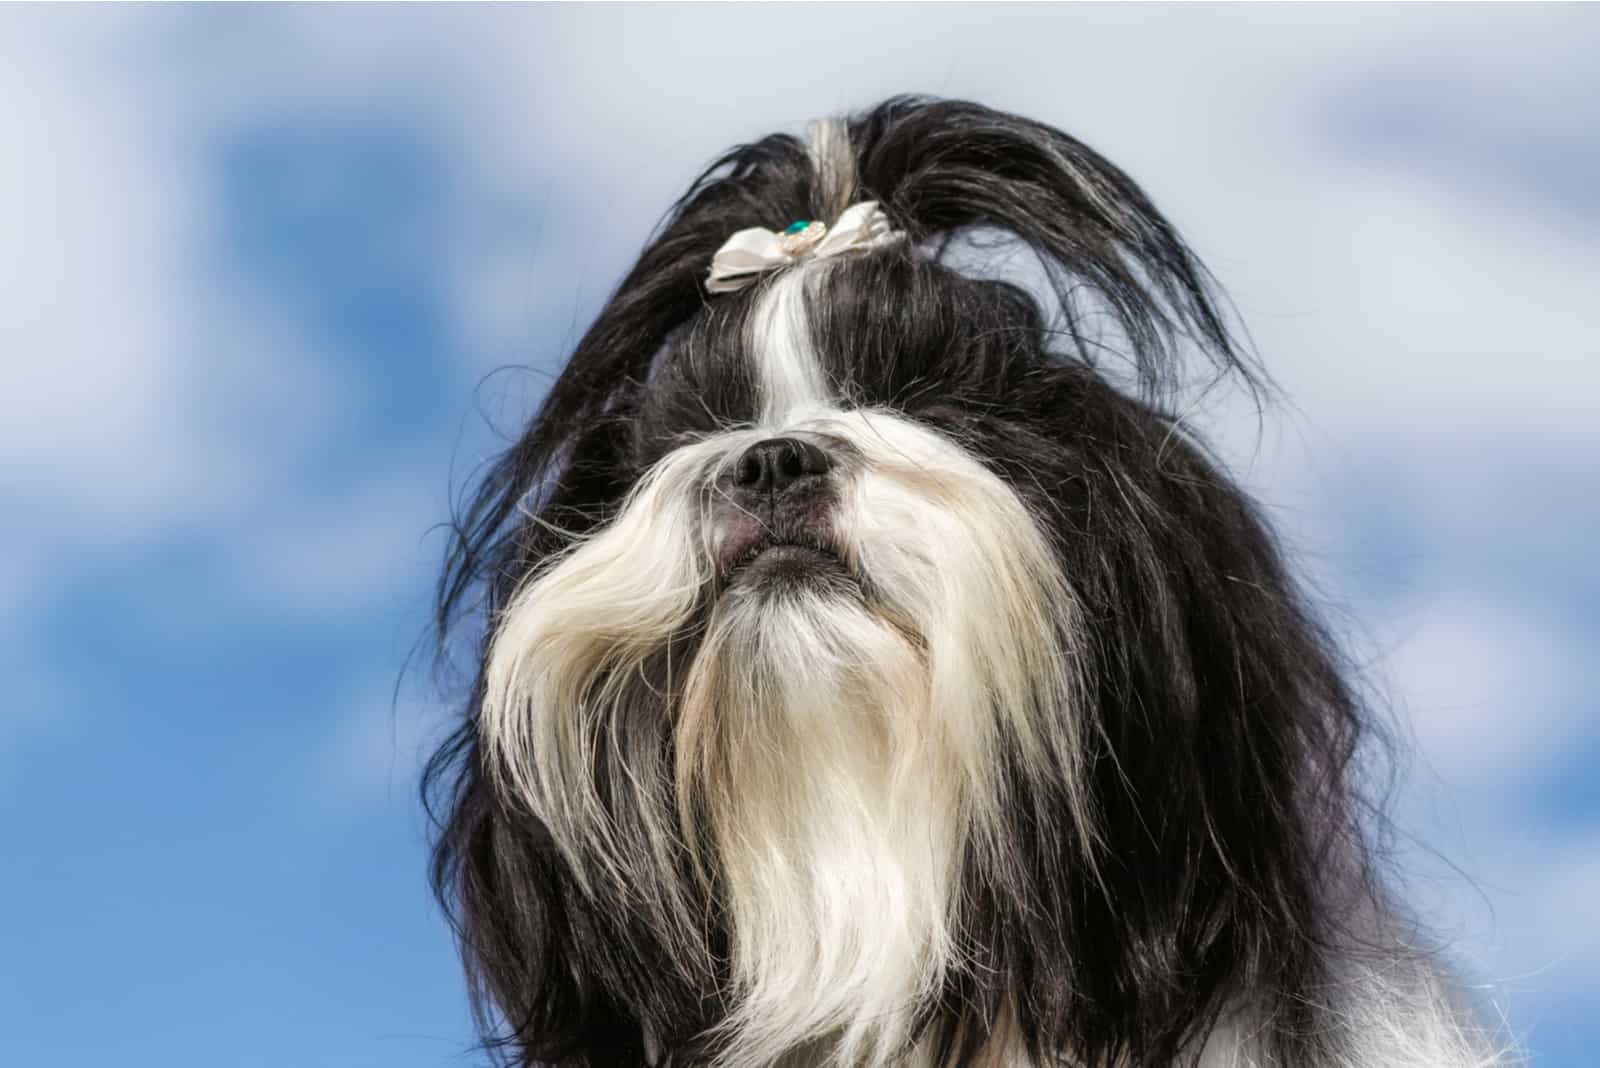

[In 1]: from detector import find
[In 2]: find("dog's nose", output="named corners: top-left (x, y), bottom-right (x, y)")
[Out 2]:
top-left (734, 437), bottom-right (832, 495)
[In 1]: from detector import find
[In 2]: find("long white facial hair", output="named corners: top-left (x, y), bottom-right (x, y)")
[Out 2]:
top-left (481, 410), bottom-right (1091, 1068)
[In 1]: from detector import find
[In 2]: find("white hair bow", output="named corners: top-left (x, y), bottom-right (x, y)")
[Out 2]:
top-left (705, 201), bottom-right (903, 294)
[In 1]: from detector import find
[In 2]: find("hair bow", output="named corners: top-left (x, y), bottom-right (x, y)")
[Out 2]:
top-left (705, 201), bottom-right (903, 294)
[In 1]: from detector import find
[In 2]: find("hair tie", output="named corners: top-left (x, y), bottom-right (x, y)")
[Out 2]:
top-left (705, 201), bottom-right (903, 294)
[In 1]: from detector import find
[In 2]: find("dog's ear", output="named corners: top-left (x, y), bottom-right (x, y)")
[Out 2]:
top-left (846, 96), bottom-right (1248, 398)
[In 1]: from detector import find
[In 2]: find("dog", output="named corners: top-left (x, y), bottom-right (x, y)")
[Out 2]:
top-left (424, 97), bottom-right (1508, 1067)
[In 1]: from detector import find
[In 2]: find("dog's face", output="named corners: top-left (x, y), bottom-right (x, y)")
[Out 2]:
top-left (478, 255), bottom-right (1100, 1064)
top-left (429, 100), bottom-right (1384, 1067)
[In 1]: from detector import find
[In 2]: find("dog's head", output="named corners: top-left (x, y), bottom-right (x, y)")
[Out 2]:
top-left (427, 98), bottom-right (1371, 1067)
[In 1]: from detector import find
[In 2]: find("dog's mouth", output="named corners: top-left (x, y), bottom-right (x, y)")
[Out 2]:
top-left (719, 533), bottom-right (849, 591)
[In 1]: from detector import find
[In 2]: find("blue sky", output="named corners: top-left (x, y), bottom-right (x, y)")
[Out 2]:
top-left (3, 7), bottom-right (1596, 1065)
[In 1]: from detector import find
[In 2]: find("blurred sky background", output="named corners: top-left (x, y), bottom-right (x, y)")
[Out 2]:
top-left (3, 6), bottom-right (1597, 1066)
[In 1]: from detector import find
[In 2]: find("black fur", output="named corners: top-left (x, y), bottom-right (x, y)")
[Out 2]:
top-left (424, 97), bottom-right (1429, 1067)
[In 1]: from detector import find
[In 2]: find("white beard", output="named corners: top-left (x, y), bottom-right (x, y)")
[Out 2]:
top-left (678, 585), bottom-right (962, 1068)
top-left (477, 402), bottom-right (1093, 1066)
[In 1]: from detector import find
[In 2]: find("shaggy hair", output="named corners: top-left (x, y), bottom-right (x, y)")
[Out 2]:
top-left (424, 97), bottom-right (1508, 1067)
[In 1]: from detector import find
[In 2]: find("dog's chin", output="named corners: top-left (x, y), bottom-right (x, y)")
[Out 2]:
top-left (722, 541), bottom-right (854, 597)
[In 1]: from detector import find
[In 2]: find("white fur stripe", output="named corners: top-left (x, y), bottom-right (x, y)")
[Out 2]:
top-left (746, 268), bottom-right (830, 425)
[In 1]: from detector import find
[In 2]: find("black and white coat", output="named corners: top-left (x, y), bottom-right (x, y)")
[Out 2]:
top-left (425, 97), bottom-right (1510, 1068)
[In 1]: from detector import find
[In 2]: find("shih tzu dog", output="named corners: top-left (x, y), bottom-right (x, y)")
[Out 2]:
top-left (425, 98), bottom-right (1507, 1066)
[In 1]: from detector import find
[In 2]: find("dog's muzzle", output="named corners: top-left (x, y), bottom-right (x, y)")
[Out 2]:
top-left (714, 435), bottom-right (847, 587)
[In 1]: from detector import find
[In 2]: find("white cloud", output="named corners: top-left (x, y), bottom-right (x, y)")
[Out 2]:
top-left (0, 14), bottom-right (462, 619)
top-left (0, 21), bottom-right (338, 537)
top-left (0, 19), bottom-right (204, 527)
top-left (1379, 592), bottom-right (1594, 784)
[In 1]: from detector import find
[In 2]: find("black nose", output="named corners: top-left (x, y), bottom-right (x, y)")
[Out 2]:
top-left (733, 437), bottom-right (832, 495)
